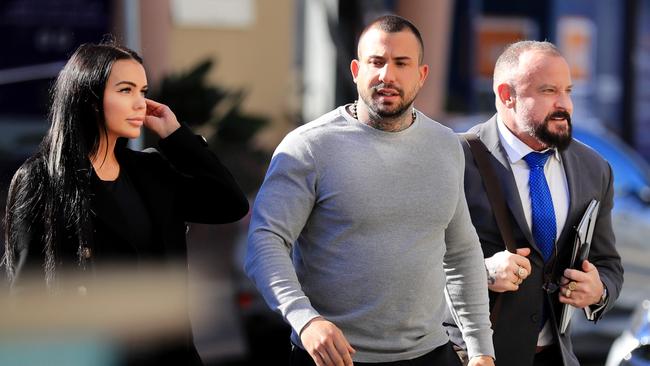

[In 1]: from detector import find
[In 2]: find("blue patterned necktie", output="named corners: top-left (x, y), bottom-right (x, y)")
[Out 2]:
top-left (523, 151), bottom-right (556, 263)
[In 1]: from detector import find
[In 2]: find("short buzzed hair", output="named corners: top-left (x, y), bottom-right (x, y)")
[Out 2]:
top-left (357, 15), bottom-right (424, 64)
top-left (493, 40), bottom-right (562, 90)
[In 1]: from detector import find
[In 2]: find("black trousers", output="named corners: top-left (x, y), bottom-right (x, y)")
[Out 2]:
top-left (290, 342), bottom-right (463, 366)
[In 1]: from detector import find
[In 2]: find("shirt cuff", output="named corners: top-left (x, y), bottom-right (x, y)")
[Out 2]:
top-left (285, 305), bottom-right (322, 337)
top-left (465, 330), bottom-right (496, 360)
top-left (584, 286), bottom-right (608, 320)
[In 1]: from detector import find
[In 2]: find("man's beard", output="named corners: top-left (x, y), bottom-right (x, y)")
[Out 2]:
top-left (531, 110), bottom-right (573, 151)
top-left (359, 83), bottom-right (415, 119)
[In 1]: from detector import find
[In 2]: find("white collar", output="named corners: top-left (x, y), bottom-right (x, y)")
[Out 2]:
top-left (496, 115), bottom-right (560, 164)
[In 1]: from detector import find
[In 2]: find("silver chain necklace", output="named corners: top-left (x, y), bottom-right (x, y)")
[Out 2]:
top-left (351, 100), bottom-right (416, 123)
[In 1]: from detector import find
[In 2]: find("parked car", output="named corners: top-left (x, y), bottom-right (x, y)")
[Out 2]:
top-left (569, 121), bottom-right (650, 361)
top-left (605, 299), bottom-right (650, 366)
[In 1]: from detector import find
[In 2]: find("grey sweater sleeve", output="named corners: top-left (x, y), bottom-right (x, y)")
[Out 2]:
top-left (244, 131), bottom-right (321, 335)
top-left (443, 140), bottom-right (496, 359)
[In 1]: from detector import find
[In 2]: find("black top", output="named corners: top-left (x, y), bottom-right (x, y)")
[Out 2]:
top-left (98, 169), bottom-right (153, 260)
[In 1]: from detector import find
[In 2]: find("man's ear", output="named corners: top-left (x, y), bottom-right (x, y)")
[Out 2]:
top-left (418, 64), bottom-right (429, 86)
top-left (350, 59), bottom-right (360, 83)
top-left (497, 83), bottom-right (515, 109)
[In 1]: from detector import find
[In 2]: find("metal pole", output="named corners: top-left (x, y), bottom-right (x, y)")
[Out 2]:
top-left (124, 0), bottom-right (144, 150)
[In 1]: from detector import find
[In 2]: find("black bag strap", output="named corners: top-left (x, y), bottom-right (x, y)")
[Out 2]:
top-left (461, 133), bottom-right (517, 253)
top-left (460, 132), bottom-right (518, 328)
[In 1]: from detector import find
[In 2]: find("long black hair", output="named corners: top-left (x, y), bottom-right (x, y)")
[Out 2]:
top-left (4, 42), bottom-right (143, 288)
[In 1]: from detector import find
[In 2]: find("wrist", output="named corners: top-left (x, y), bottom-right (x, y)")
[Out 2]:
top-left (299, 316), bottom-right (324, 337)
top-left (159, 122), bottom-right (181, 139)
top-left (470, 354), bottom-right (495, 365)
top-left (595, 283), bottom-right (608, 306)
top-left (484, 260), bottom-right (496, 287)
top-left (472, 355), bottom-right (494, 359)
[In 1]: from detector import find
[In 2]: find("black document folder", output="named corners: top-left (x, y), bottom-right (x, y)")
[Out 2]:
top-left (559, 199), bottom-right (600, 334)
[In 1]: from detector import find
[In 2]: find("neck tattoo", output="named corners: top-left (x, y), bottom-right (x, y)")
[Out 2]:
top-left (350, 100), bottom-right (416, 132)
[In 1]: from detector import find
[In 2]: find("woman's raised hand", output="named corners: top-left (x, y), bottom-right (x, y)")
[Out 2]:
top-left (144, 98), bottom-right (181, 138)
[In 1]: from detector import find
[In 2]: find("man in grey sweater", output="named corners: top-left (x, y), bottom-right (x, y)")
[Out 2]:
top-left (245, 15), bottom-right (495, 366)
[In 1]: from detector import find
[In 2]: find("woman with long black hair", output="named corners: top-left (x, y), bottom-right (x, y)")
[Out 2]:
top-left (3, 42), bottom-right (249, 365)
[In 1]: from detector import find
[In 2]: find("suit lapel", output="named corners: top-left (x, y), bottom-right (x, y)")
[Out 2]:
top-left (475, 116), bottom-right (536, 249)
top-left (557, 145), bottom-right (580, 250)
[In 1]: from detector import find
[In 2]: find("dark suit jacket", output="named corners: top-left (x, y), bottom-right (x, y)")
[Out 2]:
top-left (453, 115), bottom-right (623, 366)
top-left (6, 125), bottom-right (249, 365)
top-left (89, 125), bottom-right (249, 265)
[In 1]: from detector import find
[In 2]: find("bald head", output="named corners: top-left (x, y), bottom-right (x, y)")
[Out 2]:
top-left (357, 15), bottom-right (424, 65)
top-left (493, 41), bottom-right (562, 93)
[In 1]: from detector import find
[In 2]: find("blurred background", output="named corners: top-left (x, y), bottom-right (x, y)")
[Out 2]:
top-left (1, 0), bottom-right (650, 365)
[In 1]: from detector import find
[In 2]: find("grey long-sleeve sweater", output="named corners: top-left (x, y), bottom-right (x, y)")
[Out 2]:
top-left (245, 106), bottom-right (494, 362)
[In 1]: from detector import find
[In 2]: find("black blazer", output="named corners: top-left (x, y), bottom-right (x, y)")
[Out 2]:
top-left (89, 125), bottom-right (249, 265)
top-left (6, 125), bottom-right (249, 365)
top-left (448, 116), bottom-right (623, 366)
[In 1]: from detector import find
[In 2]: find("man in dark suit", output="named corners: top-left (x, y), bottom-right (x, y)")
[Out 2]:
top-left (448, 41), bottom-right (623, 366)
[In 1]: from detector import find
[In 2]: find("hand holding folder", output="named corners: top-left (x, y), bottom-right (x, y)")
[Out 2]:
top-left (559, 199), bottom-right (600, 334)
